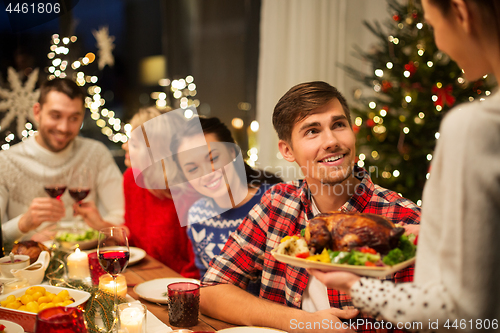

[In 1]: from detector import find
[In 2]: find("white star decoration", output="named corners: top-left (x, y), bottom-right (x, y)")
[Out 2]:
top-left (93, 26), bottom-right (115, 70)
top-left (0, 67), bottom-right (40, 138)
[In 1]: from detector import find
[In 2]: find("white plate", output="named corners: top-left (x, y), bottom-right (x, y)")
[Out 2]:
top-left (0, 285), bottom-right (91, 312)
top-left (134, 278), bottom-right (200, 304)
top-left (218, 327), bottom-right (286, 332)
top-left (128, 247), bottom-right (146, 266)
top-left (271, 249), bottom-right (416, 278)
top-left (0, 319), bottom-right (24, 333)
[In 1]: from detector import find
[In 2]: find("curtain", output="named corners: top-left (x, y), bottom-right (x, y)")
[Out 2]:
top-left (256, 0), bottom-right (348, 179)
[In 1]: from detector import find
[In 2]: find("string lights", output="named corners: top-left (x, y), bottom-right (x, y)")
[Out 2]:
top-left (348, 0), bottom-right (496, 203)
top-left (45, 34), bottom-right (127, 144)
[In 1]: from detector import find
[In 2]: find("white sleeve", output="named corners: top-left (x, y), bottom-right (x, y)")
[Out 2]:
top-left (94, 145), bottom-right (124, 225)
top-left (351, 278), bottom-right (456, 331)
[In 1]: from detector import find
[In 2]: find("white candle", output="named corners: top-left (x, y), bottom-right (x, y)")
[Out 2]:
top-left (99, 274), bottom-right (127, 298)
top-left (67, 248), bottom-right (90, 279)
top-left (119, 306), bottom-right (145, 333)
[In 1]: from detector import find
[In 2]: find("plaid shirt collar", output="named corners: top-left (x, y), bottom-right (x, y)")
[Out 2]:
top-left (298, 166), bottom-right (374, 220)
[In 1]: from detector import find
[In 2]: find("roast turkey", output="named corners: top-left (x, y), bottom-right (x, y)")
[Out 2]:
top-left (11, 240), bottom-right (50, 264)
top-left (304, 212), bottom-right (405, 254)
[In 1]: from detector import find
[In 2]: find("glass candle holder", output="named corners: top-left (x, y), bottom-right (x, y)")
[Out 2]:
top-left (35, 306), bottom-right (87, 333)
top-left (99, 273), bottom-right (127, 298)
top-left (167, 282), bottom-right (200, 328)
top-left (118, 303), bottom-right (147, 333)
top-left (88, 251), bottom-right (107, 285)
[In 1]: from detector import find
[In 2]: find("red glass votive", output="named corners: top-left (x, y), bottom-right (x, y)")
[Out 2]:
top-left (35, 307), bottom-right (87, 333)
top-left (88, 251), bottom-right (106, 285)
top-left (167, 282), bottom-right (200, 327)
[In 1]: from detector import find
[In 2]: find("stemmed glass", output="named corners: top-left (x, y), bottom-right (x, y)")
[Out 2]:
top-left (97, 227), bottom-right (130, 331)
top-left (44, 169), bottom-right (67, 200)
top-left (69, 167), bottom-right (91, 226)
top-left (69, 167), bottom-right (91, 203)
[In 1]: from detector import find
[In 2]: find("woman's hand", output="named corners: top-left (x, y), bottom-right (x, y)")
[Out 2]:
top-left (307, 269), bottom-right (361, 294)
top-left (73, 201), bottom-right (113, 230)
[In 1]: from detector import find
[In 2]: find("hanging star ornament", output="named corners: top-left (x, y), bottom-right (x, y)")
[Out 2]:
top-left (92, 26), bottom-right (115, 70)
top-left (0, 67), bottom-right (40, 138)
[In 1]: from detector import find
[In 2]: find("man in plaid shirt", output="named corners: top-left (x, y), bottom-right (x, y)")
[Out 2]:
top-left (200, 81), bottom-right (420, 332)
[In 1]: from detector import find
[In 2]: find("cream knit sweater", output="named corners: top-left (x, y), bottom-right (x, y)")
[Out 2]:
top-left (0, 136), bottom-right (124, 248)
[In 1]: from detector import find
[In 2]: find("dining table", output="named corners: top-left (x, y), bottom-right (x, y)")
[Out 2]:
top-left (123, 254), bottom-right (236, 332)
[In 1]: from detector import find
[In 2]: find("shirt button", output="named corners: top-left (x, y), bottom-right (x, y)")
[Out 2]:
top-left (294, 296), bottom-right (301, 303)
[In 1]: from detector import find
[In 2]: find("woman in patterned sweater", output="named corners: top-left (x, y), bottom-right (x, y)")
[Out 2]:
top-left (170, 117), bottom-right (282, 279)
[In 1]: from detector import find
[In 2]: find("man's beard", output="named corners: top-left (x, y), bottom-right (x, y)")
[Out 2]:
top-left (39, 128), bottom-right (72, 152)
top-left (318, 163), bottom-right (354, 186)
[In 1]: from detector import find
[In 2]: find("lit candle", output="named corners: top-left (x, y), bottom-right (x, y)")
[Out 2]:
top-left (98, 274), bottom-right (127, 298)
top-left (67, 248), bottom-right (90, 279)
top-left (119, 305), bottom-right (146, 333)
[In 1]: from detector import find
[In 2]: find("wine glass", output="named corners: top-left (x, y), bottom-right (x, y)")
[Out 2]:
top-left (97, 227), bottom-right (130, 330)
top-left (35, 306), bottom-right (88, 333)
top-left (44, 169), bottom-right (67, 200)
top-left (69, 167), bottom-right (91, 203)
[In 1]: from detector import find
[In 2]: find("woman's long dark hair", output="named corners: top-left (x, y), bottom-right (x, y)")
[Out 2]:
top-left (170, 117), bottom-right (282, 187)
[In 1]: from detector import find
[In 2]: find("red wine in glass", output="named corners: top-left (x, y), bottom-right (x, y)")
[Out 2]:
top-left (44, 185), bottom-right (67, 199)
top-left (68, 188), bottom-right (90, 202)
top-left (98, 250), bottom-right (130, 275)
top-left (97, 227), bottom-right (129, 330)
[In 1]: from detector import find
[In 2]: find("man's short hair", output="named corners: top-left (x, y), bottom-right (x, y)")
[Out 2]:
top-left (38, 78), bottom-right (86, 106)
top-left (272, 81), bottom-right (352, 143)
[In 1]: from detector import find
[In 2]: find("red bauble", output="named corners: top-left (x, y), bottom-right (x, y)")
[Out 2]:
top-left (404, 61), bottom-right (417, 76)
top-left (393, 14), bottom-right (400, 21)
top-left (382, 80), bottom-right (393, 93)
top-left (366, 119), bottom-right (375, 127)
top-left (431, 84), bottom-right (456, 107)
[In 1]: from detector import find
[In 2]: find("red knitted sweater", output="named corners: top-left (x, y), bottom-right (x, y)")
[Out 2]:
top-left (123, 168), bottom-right (199, 279)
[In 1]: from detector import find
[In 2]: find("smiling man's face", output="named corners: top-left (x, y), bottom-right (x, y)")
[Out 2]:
top-left (33, 90), bottom-right (84, 152)
top-left (279, 98), bottom-right (356, 186)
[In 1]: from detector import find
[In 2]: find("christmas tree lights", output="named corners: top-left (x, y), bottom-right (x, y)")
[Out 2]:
top-left (346, 0), bottom-right (496, 203)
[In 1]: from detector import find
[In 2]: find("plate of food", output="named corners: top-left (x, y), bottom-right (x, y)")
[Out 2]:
top-left (0, 319), bottom-right (24, 333)
top-left (134, 277), bottom-right (200, 304)
top-left (128, 247), bottom-right (147, 266)
top-left (0, 285), bottom-right (91, 332)
top-left (55, 227), bottom-right (99, 250)
top-left (271, 212), bottom-right (417, 278)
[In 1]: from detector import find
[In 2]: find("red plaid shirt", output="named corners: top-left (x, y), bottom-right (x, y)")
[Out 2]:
top-left (202, 168), bottom-right (420, 332)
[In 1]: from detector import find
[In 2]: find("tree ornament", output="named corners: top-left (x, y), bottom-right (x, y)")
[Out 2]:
top-left (382, 80), bottom-right (393, 93)
top-left (92, 27), bottom-right (115, 70)
top-left (393, 14), bottom-right (400, 21)
top-left (0, 67), bottom-right (40, 138)
top-left (404, 61), bottom-right (417, 76)
top-left (431, 84), bottom-right (456, 107)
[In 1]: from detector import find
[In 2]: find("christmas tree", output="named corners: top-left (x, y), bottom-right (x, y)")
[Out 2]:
top-left (346, 0), bottom-right (496, 204)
